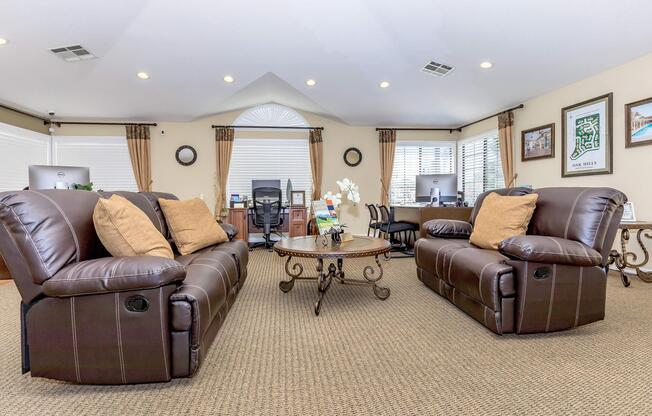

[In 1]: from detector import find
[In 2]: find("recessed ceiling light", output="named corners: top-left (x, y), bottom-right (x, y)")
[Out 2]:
top-left (0, 38), bottom-right (7, 46)
top-left (480, 61), bottom-right (493, 69)
top-left (379, 81), bottom-right (390, 89)
top-left (137, 72), bottom-right (150, 80)
top-left (306, 79), bottom-right (317, 87)
top-left (223, 75), bottom-right (234, 83)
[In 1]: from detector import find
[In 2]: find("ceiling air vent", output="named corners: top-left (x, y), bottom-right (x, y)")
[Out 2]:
top-left (50, 45), bottom-right (97, 62)
top-left (421, 61), bottom-right (454, 77)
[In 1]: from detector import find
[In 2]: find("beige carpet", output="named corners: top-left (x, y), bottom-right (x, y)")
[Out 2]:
top-left (0, 251), bottom-right (651, 415)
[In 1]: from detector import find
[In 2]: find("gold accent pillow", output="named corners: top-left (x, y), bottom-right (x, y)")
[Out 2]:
top-left (93, 195), bottom-right (173, 258)
top-left (470, 192), bottom-right (538, 250)
top-left (158, 198), bottom-right (228, 255)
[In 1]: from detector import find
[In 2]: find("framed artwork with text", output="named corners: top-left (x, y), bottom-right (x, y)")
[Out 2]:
top-left (561, 93), bottom-right (613, 177)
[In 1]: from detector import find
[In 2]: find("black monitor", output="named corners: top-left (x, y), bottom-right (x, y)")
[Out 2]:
top-left (252, 179), bottom-right (281, 191)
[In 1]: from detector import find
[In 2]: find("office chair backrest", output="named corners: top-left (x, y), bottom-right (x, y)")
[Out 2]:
top-left (366, 203), bottom-right (379, 222)
top-left (252, 187), bottom-right (282, 227)
top-left (377, 204), bottom-right (391, 224)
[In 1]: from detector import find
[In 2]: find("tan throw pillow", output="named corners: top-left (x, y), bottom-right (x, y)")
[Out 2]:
top-left (158, 198), bottom-right (228, 255)
top-left (93, 195), bottom-right (173, 258)
top-left (470, 192), bottom-right (538, 250)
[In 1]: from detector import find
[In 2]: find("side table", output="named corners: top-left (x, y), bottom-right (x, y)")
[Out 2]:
top-left (608, 221), bottom-right (652, 287)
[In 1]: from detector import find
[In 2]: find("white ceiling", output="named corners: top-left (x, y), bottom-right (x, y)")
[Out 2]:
top-left (1, 0), bottom-right (652, 126)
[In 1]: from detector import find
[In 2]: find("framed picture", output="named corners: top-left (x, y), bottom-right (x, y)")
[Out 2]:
top-left (561, 93), bottom-right (613, 177)
top-left (625, 97), bottom-right (652, 148)
top-left (622, 202), bottom-right (636, 222)
top-left (521, 123), bottom-right (555, 161)
top-left (290, 190), bottom-right (306, 207)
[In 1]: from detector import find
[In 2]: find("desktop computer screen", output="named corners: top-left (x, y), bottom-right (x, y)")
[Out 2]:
top-left (28, 165), bottom-right (90, 190)
top-left (415, 174), bottom-right (458, 204)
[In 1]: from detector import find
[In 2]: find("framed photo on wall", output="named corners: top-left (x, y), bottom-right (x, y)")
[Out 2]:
top-left (625, 97), bottom-right (652, 148)
top-left (561, 93), bottom-right (613, 177)
top-left (521, 123), bottom-right (555, 161)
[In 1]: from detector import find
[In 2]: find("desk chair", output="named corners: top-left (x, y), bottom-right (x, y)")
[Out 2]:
top-left (251, 187), bottom-right (283, 250)
top-left (365, 203), bottom-right (382, 237)
top-left (377, 204), bottom-right (418, 257)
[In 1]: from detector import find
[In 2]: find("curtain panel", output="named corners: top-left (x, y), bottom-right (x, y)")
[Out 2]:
top-left (378, 129), bottom-right (397, 206)
top-left (214, 127), bottom-right (235, 218)
top-left (308, 129), bottom-right (323, 201)
top-left (498, 111), bottom-right (517, 187)
top-left (125, 125), bottom-right (152, 192)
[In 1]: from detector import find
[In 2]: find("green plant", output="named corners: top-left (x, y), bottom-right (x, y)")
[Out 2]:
top-left (73, 182), bottom-right (94, 191)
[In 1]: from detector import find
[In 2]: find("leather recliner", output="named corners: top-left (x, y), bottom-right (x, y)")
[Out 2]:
top-left (0, 189), bottom-right (248, 384)
top-left (415, 187), bottom-right (626, 334)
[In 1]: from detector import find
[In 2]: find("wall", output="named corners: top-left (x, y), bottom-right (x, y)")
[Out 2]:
top-left (55, 111), bottom-right (458, 234)
top-left (0, 107), bottom-right (49, 134)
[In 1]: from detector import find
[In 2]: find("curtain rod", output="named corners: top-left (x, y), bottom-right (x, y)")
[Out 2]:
top-left (377, 104), bottom-right (525, 133)
top-left (211, 124), bottom-right (323, 130)
top-left (47, 121), bottom-right (158, 127)
top-left (0, 103), bottom-right (50, 123)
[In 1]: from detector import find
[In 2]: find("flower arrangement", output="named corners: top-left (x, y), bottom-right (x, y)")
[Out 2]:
top-left (323, 178), bottom-right (360, 208)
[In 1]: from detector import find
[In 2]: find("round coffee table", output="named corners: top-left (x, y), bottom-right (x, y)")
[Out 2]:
top-left (273, 236), bottom-right (392, 315)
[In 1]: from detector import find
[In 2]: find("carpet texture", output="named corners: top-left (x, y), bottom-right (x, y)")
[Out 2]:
top-left (0, 251), bottom-right (651, 415)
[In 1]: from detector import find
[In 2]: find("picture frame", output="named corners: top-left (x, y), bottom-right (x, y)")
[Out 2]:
top-left (521, 123), bottom-right (555, 161)
top-left (625, 96), bottom-right (652, 148)
top-left (622, 202), bottom-right (637, 222)
top-left (561, 93), bottom-right (613, 177)
top-left (290, 190), bottom-right (306, 207)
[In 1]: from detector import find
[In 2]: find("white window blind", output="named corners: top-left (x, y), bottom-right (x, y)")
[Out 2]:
top-left (390, 141), bottom-right (456, 205)
top-left (52, 136), bottom-right (138, 192)
top-left (458, 132), bottom-right (504, 205)
top-left (227, 138), bottom-right (312, 202)
top-left (0, 122), bottom-right (51, 191)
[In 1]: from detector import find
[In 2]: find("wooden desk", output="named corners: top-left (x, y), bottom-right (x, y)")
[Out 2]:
top-left (227, 206), bottom-right (308, 242)
top-left (392, 205), bottom-right (473, 238)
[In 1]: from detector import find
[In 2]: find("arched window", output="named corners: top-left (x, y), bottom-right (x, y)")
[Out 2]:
top-left (227, 104), bottom-right (313, 203)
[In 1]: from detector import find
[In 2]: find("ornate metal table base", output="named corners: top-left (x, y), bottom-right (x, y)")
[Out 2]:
top-left (608, 225), bottom-right (652, 287)
top-left (279, 255), bottom-right (390, 316)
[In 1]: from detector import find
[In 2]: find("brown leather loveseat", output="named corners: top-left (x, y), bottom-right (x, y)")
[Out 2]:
top-left (0, 189), bottom-right (248, 384)
top-left (415, 187), bottom-right (626, 334)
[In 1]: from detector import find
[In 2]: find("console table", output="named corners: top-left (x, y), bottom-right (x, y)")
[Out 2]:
top-left (608, 221), bottom-right (652, 287)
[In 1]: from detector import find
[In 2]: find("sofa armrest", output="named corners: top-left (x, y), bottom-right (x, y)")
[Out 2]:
top-left (43, 256), bottom-right (186, 297)
top-left (423, 219), bottom-right (472, 239)
top-left (499, 235), bottom-right (602, 267)
top-left (220, 223), bottom-right (238, 241)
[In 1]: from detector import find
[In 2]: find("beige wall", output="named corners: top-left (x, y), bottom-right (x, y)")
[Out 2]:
top-left (55, 111), bottom-right (458, 234)
top-left (0, 107), bottom-right (49, 134)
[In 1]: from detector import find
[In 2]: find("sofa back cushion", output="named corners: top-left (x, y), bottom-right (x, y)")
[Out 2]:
top-left (529, 187), bottom-right (627, 257)
top-left (470, 192), bottom-right (538, 249)
top-left (470, 187), bottom-right (533, 225)
top-left (0, 190), bottom-right (107, 284)
top-left (93, 194), bottom-right (174, 258)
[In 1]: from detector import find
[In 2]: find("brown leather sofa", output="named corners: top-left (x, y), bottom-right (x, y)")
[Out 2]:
top-left (415, 187), bottom-right (626, 334)
top-left (0, 189), bottom-right (248, 384)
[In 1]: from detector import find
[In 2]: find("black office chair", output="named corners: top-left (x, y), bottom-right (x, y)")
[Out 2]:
top-left (252, 187), bottom-right (283, 250)
top-left (377, 204), bottom-right (418, 257)
top-left (366, 203), bottom-right (382, 237)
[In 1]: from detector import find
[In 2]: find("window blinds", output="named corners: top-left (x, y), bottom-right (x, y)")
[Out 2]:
top-left (52, 136), bottom-right (138, 192)
top-left (459, 133), bottom-right (504, 205)
top-left (390, 141), bottom-right (456, 205)
top-left (0, 122), bottom-right (50, 191)
top-left (227, 138), bottom-right (312, 202)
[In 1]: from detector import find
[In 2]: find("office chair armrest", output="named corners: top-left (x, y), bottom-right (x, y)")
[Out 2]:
top-left (42, 256), bottom-right (186, 297)
top-left (499, 235), bottom-right (602, 267)
top-left (220, 223), bottom-right (239, 241)
top-left (423, 219), bottom-right (472, 239)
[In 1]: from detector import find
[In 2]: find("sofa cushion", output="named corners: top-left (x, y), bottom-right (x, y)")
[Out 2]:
top-left (423, 219), bottom-right (473, 239)
top-left (415, 237), bottom-right (514, 310)
top-left (470, 192), bottom-right (538, 249)
top-left (93, 194), bottom-right (174, 259)
top-left (203, 240), bottom-right (249, 285)
top-left (159, 198), bottom-right (228, 255)
top-left (499, 235), bottom-right (603, 267)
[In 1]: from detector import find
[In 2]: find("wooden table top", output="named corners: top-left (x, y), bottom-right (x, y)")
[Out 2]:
top-left (273, 236), bottom-right (391, 258)
top-left (619, 221), bottom-right (652, 229)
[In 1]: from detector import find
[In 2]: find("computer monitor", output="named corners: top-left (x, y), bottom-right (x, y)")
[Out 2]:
top-left (251, 179), bottom-right (281, 192)
top-left (28, 165), bottom-right (90, 190)
top-left (415, 174), bottom-right (458, 205)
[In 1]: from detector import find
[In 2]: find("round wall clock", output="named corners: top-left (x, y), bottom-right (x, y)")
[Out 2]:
top-left (343, 147), bottom-right (362, 167)
top-left (175, 145), bottom-right (197, 166)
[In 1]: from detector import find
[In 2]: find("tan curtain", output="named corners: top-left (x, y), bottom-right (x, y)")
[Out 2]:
top-left (214, 127), bottom-right (235, 218)
top-left (308, 129), bottom-right (323, 201)
top-left (498, 111), bottom-right (517, 187)
top-left (378, 129), bottom-right (397, 206)
top-left (125, 125), bottom-right (152, 192)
